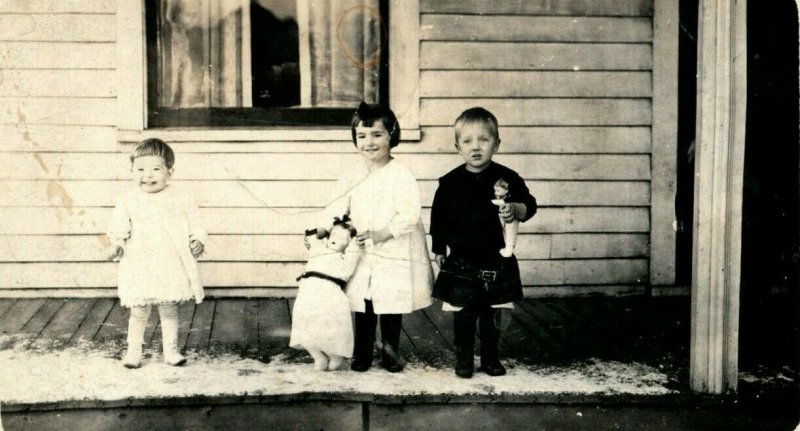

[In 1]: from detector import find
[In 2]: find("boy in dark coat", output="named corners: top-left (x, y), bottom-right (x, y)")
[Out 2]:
top-left (430, 107), bottom-right (537, 378)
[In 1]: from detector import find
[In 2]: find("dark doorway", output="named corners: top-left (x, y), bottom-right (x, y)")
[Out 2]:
top-left (739, 0), bottom-right (799, 369)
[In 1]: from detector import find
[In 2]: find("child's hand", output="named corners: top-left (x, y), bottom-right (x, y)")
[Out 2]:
top-left (107, 245), bottom-right (124, 262)
top-left (499, 203), bottom-right (525, 222)
top-left (435, 254), bottom-right (446, 269)
top-left (356, 229), bottom-right (392, 248)
top-left (189, 240), bottom-right (204, 258)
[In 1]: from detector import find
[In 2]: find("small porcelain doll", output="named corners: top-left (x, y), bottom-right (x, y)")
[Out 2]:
top-left (491, 178), bottom-right (519, 258)
top-left (289, 218), bottom-right (360, 371)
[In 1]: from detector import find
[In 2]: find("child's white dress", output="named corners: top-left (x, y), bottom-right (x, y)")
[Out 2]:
top-left (107, 185), bottom-right (206, 307)
top-left (289, 240), bottom-right (360, 357)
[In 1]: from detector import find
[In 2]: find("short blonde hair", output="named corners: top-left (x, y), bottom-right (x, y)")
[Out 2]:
top-left (454, 107), bottom-right (499, 142)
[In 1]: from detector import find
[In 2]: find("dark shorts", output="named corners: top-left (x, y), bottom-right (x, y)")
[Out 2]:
top-left (432, 254), bottom-right (523, 308)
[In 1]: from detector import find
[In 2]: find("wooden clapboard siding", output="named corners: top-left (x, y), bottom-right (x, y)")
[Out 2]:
top-left (0, 233), bottom-right (648, 263)
top-left (421, 71), bottom-right (652, 98)
top-left (0, 42), bottom-right (115, 68)
top-left (421, 43), bottom-right (652, 70)
top-left (0, 98), bottom-right (116, 126)
top-left (0, 70), bottom-right (115, 97)
top-left (0, 125), bottom-right (116, 152)
top-left (0, 259), bottom-right (648, 288)
top-left (0, 0), bottom-right (672, 298)
top-left (0, 207), bottom-right (649, 235)
top-left (0, 0), bottom-right (114, 14)
top-left (421, 99), bottom-right (652, 126)
top-left (0, 179), bottom-right (650, 208)
top-left (418, 127), bottom-right (652, 154)
top-left (421, 16), bottom-right (652, 42)
top-left (0, 153), bottom-right (652, 180)
top-left (110, 125), bottom-right (652, 154)
top-left (412, 0), bottom-right (659, 299)
top-left (0, 14), bottom-right (114, 42)
top-left (419, 0), bottom-right (653, 16)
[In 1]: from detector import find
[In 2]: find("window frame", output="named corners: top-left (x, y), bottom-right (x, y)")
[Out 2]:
top-left (117, 0), bottom-right (420, 142)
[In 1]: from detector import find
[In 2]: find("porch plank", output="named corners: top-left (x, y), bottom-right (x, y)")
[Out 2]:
top-left (516, 300), bottom-right (570, 326)
top-left (67, 298), bottom-right (114, 346)
top-left (0, 298), bottom-right (46, 333)
top-left (209, 300), bottom-right (247, 352)
top-left (185, 300), bottom-right (215, 351)
top-left (242, 299), bottom-right (260, 357)
top-left (93, 300), bottom-right (127, 343)
top-left (422, 304), bottom-right (455, 351)
top-left (403, 310), bottom-right (451, 351)
top-left (177, 302), bottom-right (196, 353)
top-left (19, 298), bottom-right (64, 337)
top-left (258, 299), bottom-right (291, 358)
top-left (0, 299), bottom-right (16, 320)
top-left (40, 299), bottom-right (95, 342)
top-left (511, 303), bottom-right (567, 359)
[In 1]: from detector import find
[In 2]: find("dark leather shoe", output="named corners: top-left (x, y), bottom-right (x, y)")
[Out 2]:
top-left (479, 359), bottom-right (506, 376)
top-left (380, 345), bottom-right (404, 373)
top-left (350, 359), bottom-right (371, 372)
top-left (455, 362), bottom-right (474, 378)
top-left (455, 347), bottom-right (474, 378)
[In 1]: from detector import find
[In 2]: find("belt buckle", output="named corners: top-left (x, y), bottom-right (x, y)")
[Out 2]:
top-left (479, 270), bottom-right (497, 282)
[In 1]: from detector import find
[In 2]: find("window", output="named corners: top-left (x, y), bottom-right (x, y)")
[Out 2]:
top-left (145, 0), bottom-right (389, 127)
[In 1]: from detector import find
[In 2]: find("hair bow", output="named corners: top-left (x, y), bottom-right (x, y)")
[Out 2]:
top-left (332, 215), bottom-right (351, 226)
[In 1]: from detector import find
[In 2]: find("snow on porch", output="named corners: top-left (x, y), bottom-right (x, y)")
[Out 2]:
top-left (0, 297), bottom-right (687, 407)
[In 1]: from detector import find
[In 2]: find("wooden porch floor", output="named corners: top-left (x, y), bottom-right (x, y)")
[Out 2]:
top-left (0, 297), bottom-right (690, 371)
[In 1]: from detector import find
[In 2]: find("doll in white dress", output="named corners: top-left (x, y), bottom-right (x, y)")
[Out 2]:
top-left (491, 178), bottom-right (519, 258)
top-left (107, 138), bottom-right (206, 368)
top-left (290, 218), bottom-right (360, 371)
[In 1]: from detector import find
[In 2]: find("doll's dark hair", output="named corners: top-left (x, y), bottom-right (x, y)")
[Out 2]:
top-left (130, 138), bottom-right (175, 169)
top-left (454, 107), bottom-right (500, 142)
top-left (350, 102), bottom-right (401, 148)
top-left (332, 216), bottom-right (358, 238)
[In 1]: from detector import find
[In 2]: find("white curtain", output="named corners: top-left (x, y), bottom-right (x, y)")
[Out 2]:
top-left (298, 0), bottom-right (382, 107)
top-left (157, 0), bottom-right (250, 108)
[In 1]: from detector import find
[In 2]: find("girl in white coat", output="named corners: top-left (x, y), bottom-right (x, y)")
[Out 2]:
top-left (107, 139), bottom-right (206, 368)
top-left (317, 103), bottom-right (433, 372)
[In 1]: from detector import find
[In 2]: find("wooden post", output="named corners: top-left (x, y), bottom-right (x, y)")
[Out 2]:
top-left (690, 0), bottom-right (747, 393)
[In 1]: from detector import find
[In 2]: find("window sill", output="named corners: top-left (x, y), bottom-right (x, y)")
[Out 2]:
top-left (117, 127), bottom-right (422, 143)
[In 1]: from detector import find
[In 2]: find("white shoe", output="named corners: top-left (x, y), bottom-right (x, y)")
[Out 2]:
top-left (328, 355), bottom-right (344, 371)
top-left (123, 344), bottom-right (142, 369)
top-left (164, 351), bottom-right (187, 366)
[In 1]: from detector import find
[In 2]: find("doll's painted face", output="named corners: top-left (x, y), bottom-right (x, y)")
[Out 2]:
top-left (354, 120), bottom-right (391, 165)
top-left (326, 225), bottom-right (352, 253)
top-left (132, 155), bottom-right (172, 193)
top-left (494, 179), bottom-right (509, 199)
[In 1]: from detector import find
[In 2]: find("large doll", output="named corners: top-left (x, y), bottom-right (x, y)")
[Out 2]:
top-left (290, 218), bottom-right (360, 371)
top-left (491, 178), bottom-right (519, 258)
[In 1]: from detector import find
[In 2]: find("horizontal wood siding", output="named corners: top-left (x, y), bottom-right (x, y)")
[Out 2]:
top-left (0, 0), bottom-right (658, 297)
top-left (417, 0), bottom-right (654, 296)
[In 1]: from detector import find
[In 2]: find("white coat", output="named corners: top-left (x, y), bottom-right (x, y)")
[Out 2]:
top-left (322, 159), bottom-right (433, 314)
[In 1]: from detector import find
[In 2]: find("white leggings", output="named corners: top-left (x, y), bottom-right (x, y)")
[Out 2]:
top-left (127, 304), bottom-right (179, 347)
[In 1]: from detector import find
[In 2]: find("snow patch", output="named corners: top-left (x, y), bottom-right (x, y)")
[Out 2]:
top-left (0, 336), bottom-right (676, 405)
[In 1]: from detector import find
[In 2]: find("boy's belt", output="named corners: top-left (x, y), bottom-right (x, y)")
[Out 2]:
top-left (296, 271), bottom-right (347, 290)
top-left (441, 258), bottom-right (500, 287)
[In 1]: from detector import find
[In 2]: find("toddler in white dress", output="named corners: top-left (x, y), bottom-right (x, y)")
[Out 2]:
top-left (290, 218), bottom-right (360, 371)
top-left (107, 138), bottom-right (206, 368)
